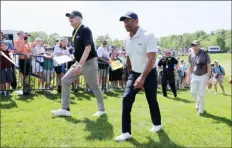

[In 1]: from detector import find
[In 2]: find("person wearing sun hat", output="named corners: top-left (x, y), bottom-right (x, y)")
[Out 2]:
top-left (212, 60), bottom-right (226, 95)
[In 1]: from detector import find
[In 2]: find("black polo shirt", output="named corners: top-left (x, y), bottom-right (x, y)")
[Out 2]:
top-left (158, 56), bottom-right (178, 78)
top-left (72, 25), bottom-right (97, 62)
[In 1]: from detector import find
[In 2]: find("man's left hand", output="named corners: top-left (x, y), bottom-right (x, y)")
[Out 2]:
top-left (73, 64), bottom-right (82, 76)
top-left (134, 75), bottom-right (145, 89)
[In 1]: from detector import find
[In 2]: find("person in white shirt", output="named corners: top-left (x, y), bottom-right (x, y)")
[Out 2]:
top-left (97, 40), bottom-right (110, 90)
top-left (115, 12), bottom-right (162, 142)
top-left (53, 38), bottom-right (70, 93)
top-left (31, 38), bottom-right (45, 89)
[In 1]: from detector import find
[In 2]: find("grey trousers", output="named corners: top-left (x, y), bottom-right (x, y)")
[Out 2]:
top-left (61, 57), bottom-right (105, 111)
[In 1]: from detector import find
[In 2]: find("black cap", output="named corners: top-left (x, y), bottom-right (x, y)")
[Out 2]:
top-left (119, 11), bottom-right (138, 21)
top-left (66, 10), bottom-right (83, 19)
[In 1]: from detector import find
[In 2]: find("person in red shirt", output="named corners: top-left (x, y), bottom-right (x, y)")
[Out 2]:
top-left (0, 41), bottom-right (14, 96)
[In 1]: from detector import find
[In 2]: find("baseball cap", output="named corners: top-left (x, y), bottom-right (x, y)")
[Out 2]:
top-left (1, 40), bottom-right (9, 45)
top-left (119, 11), bottom-right (138, 21)
top-left (102, 40), bottom-right (107, 44)
top-left (66, 10), bottom-right (83, 19)
top-left (191, 40), bottom-right (200, 46)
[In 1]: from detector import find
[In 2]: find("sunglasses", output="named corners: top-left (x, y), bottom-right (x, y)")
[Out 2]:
top-left (166, 53), bottom-right (171, 54)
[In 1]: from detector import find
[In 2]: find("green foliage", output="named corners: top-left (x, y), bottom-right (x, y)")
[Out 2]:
top-left (158, 29), bottom-right (231, 52)
top-left (95, 34), bottom-right (123, 48)
top-left (29, 32), bottom-right (60, 46)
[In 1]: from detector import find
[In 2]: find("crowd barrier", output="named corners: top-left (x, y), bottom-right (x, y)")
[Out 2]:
top-left (8, 54), bottom-right (128, 95)
top-left (6, 54), bottom-right (184, 95)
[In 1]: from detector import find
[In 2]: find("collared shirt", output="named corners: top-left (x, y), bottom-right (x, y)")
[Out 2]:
top-left (72, 25), bottom-right (97, 62)
top-left (97, 46), bottom-right (110, 61)
top-left (188, 49), bottom-right (211, 76)
top-left (158, 56), bottom-right (178, 77)
top-left (124, 27), bottom-right (157, 73)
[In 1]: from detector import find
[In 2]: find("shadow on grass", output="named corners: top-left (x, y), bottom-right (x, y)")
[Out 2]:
top-left (16, 93), bottom-right (37, 103)
top-left (0, 96), bottom-right (18, 109)
top-left (53, 115), bottom-right (114, 140)
top-left (52, 116), bottom-right (82, 124)
top-left (129, 130), bottom-right (183, 148)
top-left (224, 94), bottom-right (232, 97)
top-left (104, 91), bottom-right (121, 97)
top-left (75, 91), bottom-right (93, 101)
top-left (201, 111), bottom-right (232, 127)
top-left (167, 96), bottom-right (194, 104)
top-left (84, 115), bottom-right (114, 140)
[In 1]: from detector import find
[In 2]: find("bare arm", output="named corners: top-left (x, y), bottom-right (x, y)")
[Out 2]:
top-left (187, 64), bottom-right (191, 79)
top-left (141, 52), bottom-right (156, 79)
top-left (98, 57), bottom-right (109, 63)
top-left (126, 56), bottom-right (131, 73)
top-left (44, 54), bottom-right (53, 59)
top-left (9, 52), bottom-right (14, 60)
top-left (79, 45), bottom-right (91, 66)
top-left (175, 63), bottom-right (179, 71)
top-left (207, 64), bottom-right (211, 77)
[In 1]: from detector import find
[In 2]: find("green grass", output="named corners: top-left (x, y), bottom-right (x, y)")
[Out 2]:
top-left (1, 53), bottom-right (231, 147)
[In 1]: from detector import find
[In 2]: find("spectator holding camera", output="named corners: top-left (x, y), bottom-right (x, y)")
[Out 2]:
top-left (212, 60), bottom-right (226, 95)
top-left (14, 31), bottom-right (32, 94)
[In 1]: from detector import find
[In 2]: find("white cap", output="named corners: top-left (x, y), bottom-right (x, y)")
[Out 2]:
top-left (214, 60), bottom-right (219, 64)
top-left (35, 37), bottom-right (42, 41)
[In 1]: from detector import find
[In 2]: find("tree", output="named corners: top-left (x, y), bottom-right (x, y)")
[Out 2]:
top-left (95, 34), bottom-right (112, 46)
top-left (29, 31), bottom-right (48, 43)
top-left (111, 39), bottom-right (122, 48)
top-left (216, 35), bottom-right (226, 51)
top-left (48, 33), bottom-right (60, 46)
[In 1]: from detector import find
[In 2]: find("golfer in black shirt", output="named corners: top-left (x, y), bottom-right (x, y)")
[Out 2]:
top-left (158, 50), bottom-right (179, 98)
top-left (51, 10), bottom-right (106, 117)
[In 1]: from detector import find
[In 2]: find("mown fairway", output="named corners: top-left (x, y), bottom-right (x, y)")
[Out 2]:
top-left (1, 53), bottom-right (231, 147)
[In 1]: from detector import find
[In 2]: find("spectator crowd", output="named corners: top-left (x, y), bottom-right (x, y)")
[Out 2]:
top-left (0, 30), bottom-right (229, 97)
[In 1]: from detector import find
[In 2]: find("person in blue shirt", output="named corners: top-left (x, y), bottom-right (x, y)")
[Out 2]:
top-left (179, 60), bottom-right (188, 89)
top-left (212, 60), bottom-right (226, 95)
top-left (1, 31), bottom-right (14, 50)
